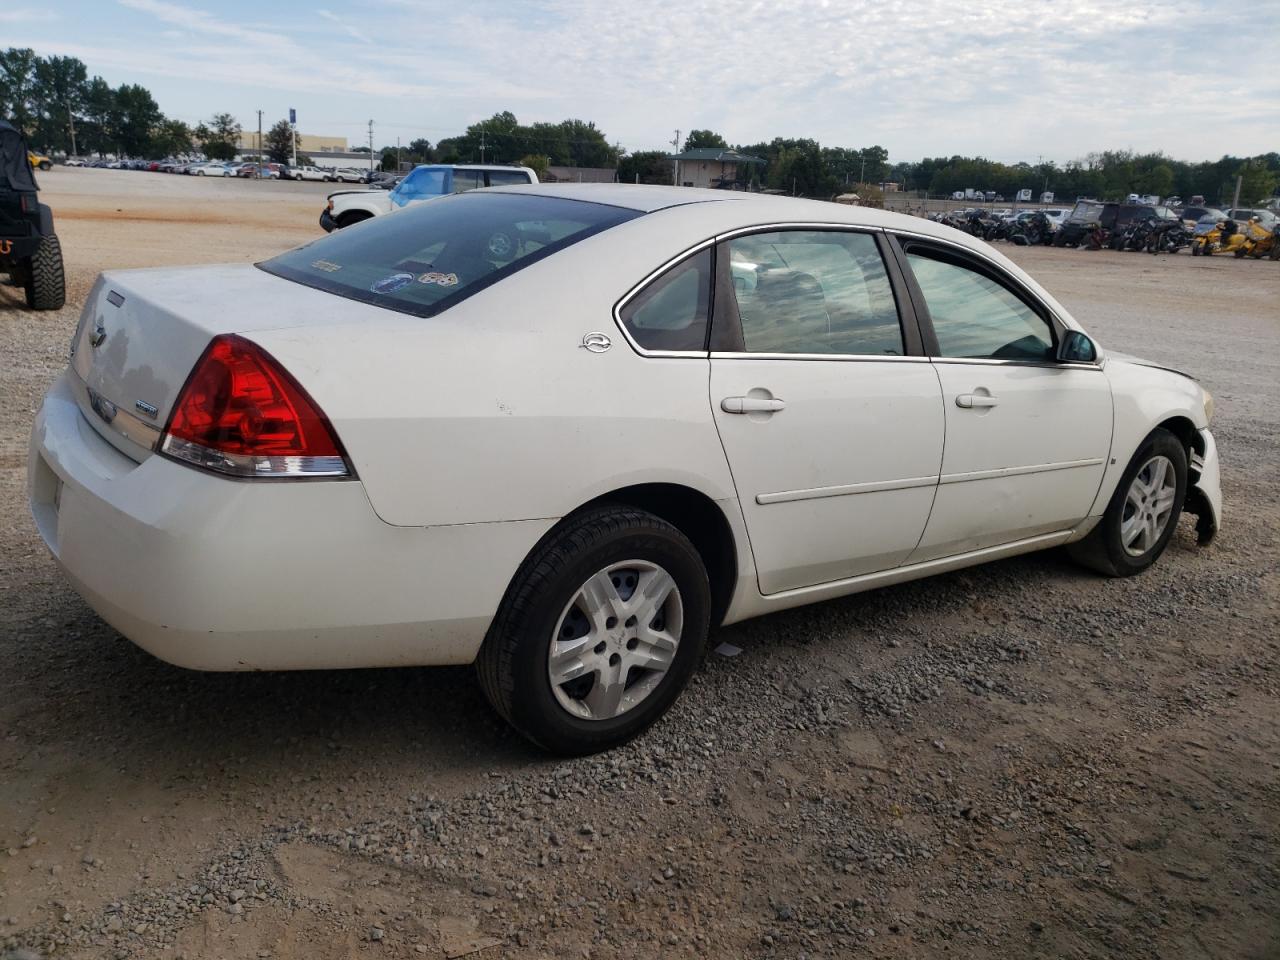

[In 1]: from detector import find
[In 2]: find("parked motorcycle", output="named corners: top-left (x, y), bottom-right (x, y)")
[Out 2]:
top-left (1191, 218), bottom-right (1244, 256)
top-left (1234, 218), bottom-right (1278, 259)
top-left (1144, 219), bottom-right (1191, 254)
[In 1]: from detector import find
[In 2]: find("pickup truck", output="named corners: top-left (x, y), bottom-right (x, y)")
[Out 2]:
top-left (289, 165), bottom-right (337, 182)
top-left (320, 163), bottom-right (538, 231)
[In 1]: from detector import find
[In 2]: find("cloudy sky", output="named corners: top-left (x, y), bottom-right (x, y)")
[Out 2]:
top-left (4, 0), bottom-right (1278, 163)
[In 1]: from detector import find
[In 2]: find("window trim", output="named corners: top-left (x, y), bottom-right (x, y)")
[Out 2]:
top-left (706, 223), bottom-right (924, 361)
top-left (611, 238), bottom-right (718, 358)
top-left (889, 230), bottom-right (1100, 369)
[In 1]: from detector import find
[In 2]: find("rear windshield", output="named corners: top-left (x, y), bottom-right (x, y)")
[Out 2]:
top-left (259, 192), bottom-right (639, 318)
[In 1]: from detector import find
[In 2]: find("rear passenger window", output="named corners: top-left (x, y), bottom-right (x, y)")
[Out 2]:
top-left (906, 251), bottom-right (1054, 360)
top-left (451, 170), bottom-right (482, 193)
top-left (725, 230), bottom-right (903, 355)
top-left (487, 170), bottom-right (532, 186)
top-left (618, 249), bottom-right (711, 352)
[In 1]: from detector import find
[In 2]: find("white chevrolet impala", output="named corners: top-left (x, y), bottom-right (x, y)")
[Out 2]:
top-left (29, 185), bottom-right (1221, 753)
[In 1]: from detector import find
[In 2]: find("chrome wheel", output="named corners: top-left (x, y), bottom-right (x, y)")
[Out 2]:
top-left (548, 560), bottom-right (683, 721)
top-left (1121, 455), bottom-right (1177, 556)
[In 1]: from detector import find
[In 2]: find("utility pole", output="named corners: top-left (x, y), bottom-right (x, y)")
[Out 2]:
top-left (479, 125), bottom-right (486, 164)
top-left (397, 136), bottom-right (401, 171)
top-left (1231, 174), bottom-right (1242, 212)
top-left (671, 130), bottom-right (681, 186)
top-left (257, 110), bottom-right (263, 179)
top-left (859, 151), bottom-right (867, 186)
top-left (66, 101), bottom-right (77, 158)
top-left (368, 119), bottom-right (375, 176)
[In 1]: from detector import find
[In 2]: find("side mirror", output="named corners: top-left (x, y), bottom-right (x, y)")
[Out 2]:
top-left (1058, 330), bottom-right (1097, 363)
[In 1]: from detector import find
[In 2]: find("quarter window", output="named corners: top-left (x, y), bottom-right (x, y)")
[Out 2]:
top-left (905, 251), bottom-right (1054, 360)
top-left (618, 249), bottom-right (711, 352)
top-left (725, 231), bottom-right (903, 355)
top-left (451, 169), bottom-right (482, 193)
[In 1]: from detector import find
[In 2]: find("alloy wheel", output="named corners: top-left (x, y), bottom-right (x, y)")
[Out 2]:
top-left (548, 560), bottom-right (683, 721)
top-left (1121, 455), bottom-right (1177, 556)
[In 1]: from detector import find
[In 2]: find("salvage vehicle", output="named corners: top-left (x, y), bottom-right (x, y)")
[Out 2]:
top-left (1, 120), bottom-right (66, 310)
top-left (1232, 218), bottom-right (1278, 259)
top-left (321, 164), bottom-right (538, 231)
top-left (28, 185), bottom-right (1221, 754)
top-left (1191, 217), bottom-right (1246, 256)
top-left (27, 150), bottom-right (52, 171)
top-left (1054, 201), bottom-right (1178, 247)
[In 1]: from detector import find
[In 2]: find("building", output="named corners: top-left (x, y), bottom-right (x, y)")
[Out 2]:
top-left (235, 132), bottom-right (350, 154)
top-left (667, 147), bottom-right (765, 189)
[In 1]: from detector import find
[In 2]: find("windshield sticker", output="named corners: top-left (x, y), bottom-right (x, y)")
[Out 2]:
top-left (417, 272), bottom-right (459, 287)
top-left (311, 259), bottom-right (342, 273)
top-left (370, 273), bottom-right (415, 294)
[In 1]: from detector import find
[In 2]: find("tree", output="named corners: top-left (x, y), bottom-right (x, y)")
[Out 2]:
top-left (1237, 157), bottom-right (1277, 205)
top-left (264, 119), bottom-right (298, 163)
top-left (198, 112), bottom-right (241, 160)
top-left (80, 76), bottom-right (114, 155)
top-left (0, 48), bottom-right (38, 135)
top-left (683, 129), bottom-right (727, 151)
top-left (110, 84), bottom-right (162, 157)
top-left (519, 154), bottom-right (550, 179)
top-left (152, 118), bottom-right (192, 157)
top-left (617, 150), bottom-right (671, 184)
top-left (32, 55), bottom-right (88, 153)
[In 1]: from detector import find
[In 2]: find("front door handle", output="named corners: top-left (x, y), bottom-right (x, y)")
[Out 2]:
top-left (722, 396), bottom-right (786, 414)
top-left (956, 393), bottom-right (999, 409)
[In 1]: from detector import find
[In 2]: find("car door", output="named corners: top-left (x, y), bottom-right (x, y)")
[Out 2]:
top-left (707, 229), bottom-right (945, 595)
top-left (892, 238), bottom-right (1113, 562)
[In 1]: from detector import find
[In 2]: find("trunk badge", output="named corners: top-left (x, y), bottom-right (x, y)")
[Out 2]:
top-left (580, 332), bottom-right (612, 353)
top-left (89, 320), bottom-right (107, 348)
top-left (134, 400), bottom-right (159, 420)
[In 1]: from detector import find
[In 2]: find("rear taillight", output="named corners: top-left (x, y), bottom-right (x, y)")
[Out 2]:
top-left (160, 334), bottom-right (353, 479)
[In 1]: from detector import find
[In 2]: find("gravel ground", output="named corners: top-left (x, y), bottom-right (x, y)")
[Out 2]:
top-left (2, 169), bottom-right (1278, 960)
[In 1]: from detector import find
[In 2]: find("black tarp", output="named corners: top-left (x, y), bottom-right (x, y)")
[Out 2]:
top-left (0, 121), bottom-right (39, 192)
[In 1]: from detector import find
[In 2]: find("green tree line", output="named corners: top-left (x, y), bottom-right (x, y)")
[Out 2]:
top-left (0, 47), bottom-right (243, 159)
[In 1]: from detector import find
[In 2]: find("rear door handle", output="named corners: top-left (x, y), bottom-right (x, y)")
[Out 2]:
top-left (721, 396), bottom-right (786, 414)
top-left (956, 393), bottom-right (999, 409)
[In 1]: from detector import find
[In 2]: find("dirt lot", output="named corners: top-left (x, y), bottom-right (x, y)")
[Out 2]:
top-left (2, 169), bottom-right (1278, 960)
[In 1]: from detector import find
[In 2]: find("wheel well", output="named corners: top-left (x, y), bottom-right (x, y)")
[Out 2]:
top-left (583, 484), bottom-right (737, 627)
top-left (337, 210), bottom-right (373, 226)
top-left (1156, 415), bottom-right (1202, 459)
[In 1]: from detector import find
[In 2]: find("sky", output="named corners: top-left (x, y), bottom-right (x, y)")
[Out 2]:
top-left (3, 0), bottom-right (1278, 164)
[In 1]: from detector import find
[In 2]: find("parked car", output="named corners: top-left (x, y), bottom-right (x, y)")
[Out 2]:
top-left (1175, 206), bottom-right (1227, 229)
top-left (1054, 201), bottom-right (1178, 247)
top-left (28, 185), bottom-right (1221, 753)
top-left (1, 121), bottom-right (66, 309)
top-left (192, 162), bottom-right (235, 177)
top-left (1227, 208), bottom-right (1279, 230)
top-left (320, 163), bottom-right (538, 231)
top-left (334, 167), bottom-right (368, 183)
top-left (64, 158), bottom-right (87, 167)
top-left (27, 151), bottom-right (53, 171)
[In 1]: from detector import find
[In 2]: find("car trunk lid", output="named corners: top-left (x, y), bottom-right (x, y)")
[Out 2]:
top-left (69, 264), bottom-right (375, 463)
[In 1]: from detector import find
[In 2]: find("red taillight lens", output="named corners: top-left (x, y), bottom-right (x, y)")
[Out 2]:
top-left (160, 334), bottom-right (352, 479)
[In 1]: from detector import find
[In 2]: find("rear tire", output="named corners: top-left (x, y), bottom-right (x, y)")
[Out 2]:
top-left (1067, 428), bottom-right (1187, 577)
top-left (38, 160), bottom-right (51, 171)
top-left (476, 505), bottom-right (711, 755)
top-left (24, 235), bottom-right (66, 311)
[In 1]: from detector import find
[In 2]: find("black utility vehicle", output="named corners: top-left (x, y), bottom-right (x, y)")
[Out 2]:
top-left (1, 120), bottom-right (66, 310)
top-left (1054, 200), bottom-right (1177, 249)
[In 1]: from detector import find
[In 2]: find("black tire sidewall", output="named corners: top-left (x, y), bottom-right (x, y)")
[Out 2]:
top-left (502, 519), bottom-right (710, 754)
top-left (1098, 430), bottom-right (1188, 575)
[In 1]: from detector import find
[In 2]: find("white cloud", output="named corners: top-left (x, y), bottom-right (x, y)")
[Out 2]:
top-left (317, 10), bottom-right (373, 46)
top-left (0, 10), bottom-right (60, 22)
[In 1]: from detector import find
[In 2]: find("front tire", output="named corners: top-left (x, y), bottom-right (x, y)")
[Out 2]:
top-left (1067, 428), bottom-right (1187, 577)
top-left (24, 235), bottom-right (66, 310)
top-left (477, 505), bottom-right (711, 755)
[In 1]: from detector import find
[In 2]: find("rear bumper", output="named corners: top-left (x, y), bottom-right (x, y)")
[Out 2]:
top-left (29, 371), bottom-right (553, 671)
top-left (0, 235), bottom-right (40, 260)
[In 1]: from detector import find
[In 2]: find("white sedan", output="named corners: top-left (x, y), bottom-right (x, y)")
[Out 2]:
top-left (28, 185), bottom-right (1221, 754)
